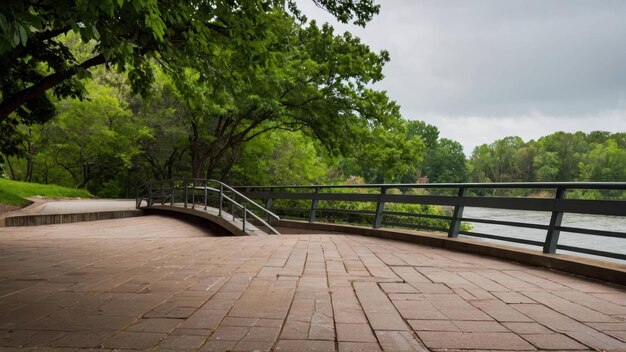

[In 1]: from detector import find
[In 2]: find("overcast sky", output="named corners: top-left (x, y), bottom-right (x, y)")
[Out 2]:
top-left (296, 0), bottom-right (626, 154)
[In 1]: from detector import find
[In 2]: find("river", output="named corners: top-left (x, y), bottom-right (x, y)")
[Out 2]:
top-left (462, 207), bottom-right (626, 263)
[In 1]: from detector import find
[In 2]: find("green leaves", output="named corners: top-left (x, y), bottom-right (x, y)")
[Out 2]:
top-left (0, 13), bottom-right (8, 33)
top-left (311, 0), bottom-right (380, 27)
top-left (469, 132), bottom-right (626, 183)
top-left (31, 77), bottom-right (145, 191)
top-left (1, 0), bottom-right (383, 122)
top-left (17, 23), bottom-right (27, 45)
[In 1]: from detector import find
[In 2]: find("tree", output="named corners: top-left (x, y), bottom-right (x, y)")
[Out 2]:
top-left (512, 144), bottom-right (536, 182)
top-left (578, 139), bottom-right (626, 182)
top-left (0, 0), bottom-right (379, 123)
top-left (406, 120), bottom-right (439, 150)
top-left (470, 136), bottom-right (525, 183)
top-left (130, 69), bottom-right (189, 181)
top-left (229, 129), bottom-right (329, 185)
top-left (153, 16), bottom-right (400, 179)
top-left (344, 122), bottom-right (425, 183)
top-left (533, 151), bottom-right (560, 181)
top-left (17, 79), bottom-right (150, 195)
top-left (534, 132), bottom-right (587, 181)
top-left (422, 138), bottom-right (468, 183)
top-left (467, 131), bottom-right (626, 186)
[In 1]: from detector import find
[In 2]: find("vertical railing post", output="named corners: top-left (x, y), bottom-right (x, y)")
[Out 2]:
top-left (544, 187), bottom-right (568, 254)
top-left (184, 180), bottom-right (188, 208)
top-left (242, 205), bottom-right (247, 232)
top-left (170, 180), bottom-right (174, 206)
top-left (204, 180), bottom-right (208, 210)
top-left (219, 184), bottom-right (223, 216)
top-left (309, 187), bottom-right (320, 223)
top-left (230, 189), bottom-right (235, 221)
top-left (448, 187), bottom-right (466, 238)
top-left (148, 183), bottom-right (152, 207)
top-left (191, 180), bottom-right (196, 209)
top-left (265, 196), bottom-right (273, 223)
top-left (373, 186), bottom-right (387, 228)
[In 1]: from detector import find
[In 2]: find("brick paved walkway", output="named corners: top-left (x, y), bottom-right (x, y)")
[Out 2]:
top-left (0, 215), bottom-right (625, 351)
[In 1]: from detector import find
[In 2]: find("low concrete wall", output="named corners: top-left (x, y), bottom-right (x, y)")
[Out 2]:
top-left (276, 219), bottom-right (626, 286)
top-left (3, 210), bottom-right (144, 227)
top-left (142, 207), bottom-right (243, 236)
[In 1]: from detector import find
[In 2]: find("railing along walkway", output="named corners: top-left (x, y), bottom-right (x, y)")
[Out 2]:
top-left (136, 179), bottom-right (280, 236)
top-left (238, 182), bottom-right (626, 261)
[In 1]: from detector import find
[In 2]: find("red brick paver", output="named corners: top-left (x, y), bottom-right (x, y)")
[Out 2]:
top-left (0, 215), bottom-right (625, 351)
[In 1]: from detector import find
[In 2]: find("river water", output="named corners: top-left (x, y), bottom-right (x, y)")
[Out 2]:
top-left (462, 207), bottom-right (626, 263)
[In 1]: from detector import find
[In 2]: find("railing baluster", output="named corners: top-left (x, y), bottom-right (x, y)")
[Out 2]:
top-left (170, 180), bottom-right (174, 206)
top-left (184, 180), bottom-right (188, 208)
top-left (265, 197), bottom-right (273, 223)
top-left (448, 186), bottom-right (466, 238)
top-left (204, 180), bottom-right (208, 210)
top-left (219, 184), bottom-right (223, 216)
top-left (191, 180), bottom-right (195, 209)
top-left (373, 186), bottom-right (387, 228)
top-left (148, 183), bottom-right (152, 207)
top-left (243, 205), bottom-right (247, 231)
top-left (544, 187), bottom-right (568, 254)
top-left (309, 187), bottom-right (320, 223)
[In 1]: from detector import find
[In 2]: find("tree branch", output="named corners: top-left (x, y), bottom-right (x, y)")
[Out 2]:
top-left (0, 54), bottom-right (106, 122)
top-left (34, 27), bottom-right (72, 42)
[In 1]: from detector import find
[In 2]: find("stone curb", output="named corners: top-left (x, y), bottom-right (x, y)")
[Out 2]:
top-left (1, 210), bottom-right (144, 227)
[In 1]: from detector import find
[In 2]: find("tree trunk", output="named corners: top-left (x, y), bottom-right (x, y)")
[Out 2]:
top-left (25, 141), bottom-right (34, 182)
top-left (219, 145), bottom-right (242, 181)
top-left (190, 142), bottom-right (206, 179)
top-left (5, 156), bottom-right (16, 180)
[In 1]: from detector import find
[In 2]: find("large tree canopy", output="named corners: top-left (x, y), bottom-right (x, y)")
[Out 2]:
top-left (143, 13), bottom-right (399, 178)
top-left (0, 0), bottom-right (379, 122)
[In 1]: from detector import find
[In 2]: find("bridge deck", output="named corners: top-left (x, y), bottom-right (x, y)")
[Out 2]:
top-left (0, 215), bottom-right (625, 351)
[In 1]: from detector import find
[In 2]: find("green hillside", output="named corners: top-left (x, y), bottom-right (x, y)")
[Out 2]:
top-left (0, 179), bottom-right (92, 206)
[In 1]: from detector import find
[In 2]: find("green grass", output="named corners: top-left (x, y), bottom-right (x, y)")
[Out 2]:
top-left (0, 179), bottom-right (92, 206)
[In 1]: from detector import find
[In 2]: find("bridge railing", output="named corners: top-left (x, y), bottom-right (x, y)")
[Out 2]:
top-left (136, 179), bottom-right (280, 235)
top-left (237, 182), bottom-right (626, 260)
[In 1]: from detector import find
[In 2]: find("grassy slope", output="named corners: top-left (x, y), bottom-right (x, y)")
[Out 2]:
top-left (0, 179), bottom-right (92, 205)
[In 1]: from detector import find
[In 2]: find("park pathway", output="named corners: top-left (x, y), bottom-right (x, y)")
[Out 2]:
top-left (0, 215), bottom-right (625, 351)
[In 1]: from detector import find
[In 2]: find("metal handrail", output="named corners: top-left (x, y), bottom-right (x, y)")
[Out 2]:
top-left (238, 181), bottom-right (626, 190)
top-left (212, 181), bottom-right (280, 220)
top-left (237, 182), bottom-right (626, 260)
top-left (136, 179), bottom-right (280, 235)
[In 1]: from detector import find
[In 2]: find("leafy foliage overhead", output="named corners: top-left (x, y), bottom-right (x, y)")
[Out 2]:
top-left (0, 0), bottom-right (380, 122)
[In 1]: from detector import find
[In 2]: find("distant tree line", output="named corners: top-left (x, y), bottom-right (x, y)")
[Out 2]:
top-left (469, 132), bottom-right (626, 184)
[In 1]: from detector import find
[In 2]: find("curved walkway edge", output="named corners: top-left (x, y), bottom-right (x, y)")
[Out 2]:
top-left (1, 210), bottom-right (144, 227)
top-left (274, 219), bottom-right (626, 286)
top-left (1, 199), bottom-right (623, 286)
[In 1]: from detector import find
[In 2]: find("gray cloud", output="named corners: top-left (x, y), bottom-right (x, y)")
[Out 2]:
top-left (297, 0), bottom-right (626, 151)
